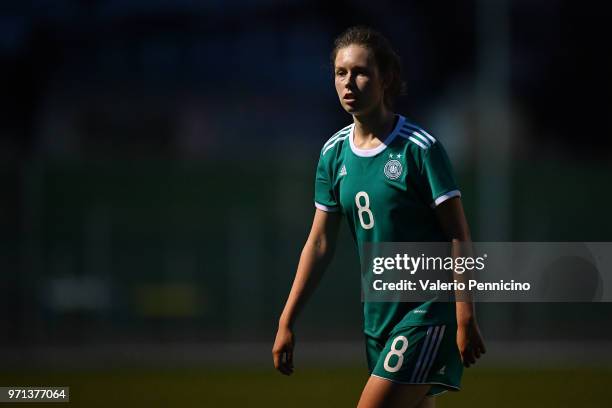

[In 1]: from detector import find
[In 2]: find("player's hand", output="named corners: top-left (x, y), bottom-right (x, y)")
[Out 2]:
top-left (272, 325), bottom-right (295, 375)
top-left (456, 320), bottom-right (486, 368)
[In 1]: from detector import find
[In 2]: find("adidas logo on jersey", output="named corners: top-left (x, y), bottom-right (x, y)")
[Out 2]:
top-left (438, 366), bottom-right (446, 375)
top-left (339, 164), bottom-right (347, 177)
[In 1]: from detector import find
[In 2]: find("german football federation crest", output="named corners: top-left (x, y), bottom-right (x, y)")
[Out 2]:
top-left (384, 159), bottom-right (402, 180)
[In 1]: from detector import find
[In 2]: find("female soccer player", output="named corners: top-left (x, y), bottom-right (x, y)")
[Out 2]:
top-left (272, 26), bottom-right (486, 408)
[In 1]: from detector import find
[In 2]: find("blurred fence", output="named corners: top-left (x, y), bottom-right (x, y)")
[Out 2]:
top-left (2, 158), bottom-right (612, 350)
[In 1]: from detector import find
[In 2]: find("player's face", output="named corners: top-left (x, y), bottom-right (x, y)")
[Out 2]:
top-left (334, 45), bottom-right (386, 115)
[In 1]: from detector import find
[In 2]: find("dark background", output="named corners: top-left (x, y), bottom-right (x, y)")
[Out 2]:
top-left (1, 1), bottom-right (611, 406)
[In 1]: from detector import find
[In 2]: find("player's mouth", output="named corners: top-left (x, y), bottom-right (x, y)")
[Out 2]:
top-left (343, 93), bottom-right (358, 103)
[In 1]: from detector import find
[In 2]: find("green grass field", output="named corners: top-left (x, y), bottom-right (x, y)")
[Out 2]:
top-left (2, 366), bottom-right (610, 407)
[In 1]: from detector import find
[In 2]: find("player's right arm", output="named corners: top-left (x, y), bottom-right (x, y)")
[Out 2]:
top-left (272, 208), bottom-right (342, 375)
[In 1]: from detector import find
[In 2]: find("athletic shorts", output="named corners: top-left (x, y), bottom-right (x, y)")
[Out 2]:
top-left (365, 324), bottom-right (463, 396)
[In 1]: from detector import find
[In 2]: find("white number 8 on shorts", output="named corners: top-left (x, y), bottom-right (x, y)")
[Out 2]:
top-left (383, 335), bottom-right (409, 373)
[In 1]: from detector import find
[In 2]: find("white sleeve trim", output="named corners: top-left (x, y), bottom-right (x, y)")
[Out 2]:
top-left (314, 202), bottom-right (340, 212)
top-left (432, 190), bottom-right (461, 207)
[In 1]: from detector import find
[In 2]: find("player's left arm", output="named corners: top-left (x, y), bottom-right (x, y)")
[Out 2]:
top-left (435, 197), bottom-right (486, 367)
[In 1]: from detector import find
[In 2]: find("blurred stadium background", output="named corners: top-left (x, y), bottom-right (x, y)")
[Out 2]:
top-left (1, 1), bottom-right (611, 406)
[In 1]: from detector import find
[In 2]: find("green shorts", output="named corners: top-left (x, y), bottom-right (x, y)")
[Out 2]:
top-left (366, 324), bottom-right (463, 396)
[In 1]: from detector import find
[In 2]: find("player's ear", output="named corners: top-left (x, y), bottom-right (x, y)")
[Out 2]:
top-left (381, 70), bottom-right (390, 89)
top-left (382, 70), bottom-right (394, 93)
top-left (381, 71), bottom-right (393, 106)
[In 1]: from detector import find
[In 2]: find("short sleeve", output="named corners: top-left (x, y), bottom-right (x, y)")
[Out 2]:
top-left (419, 141), bottom-right (461, 207)
top-left (314, 155), bottom-right (340, 212)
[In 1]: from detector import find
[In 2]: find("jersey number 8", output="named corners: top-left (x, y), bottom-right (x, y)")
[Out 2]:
top-left (355, 191), bottom-right (374, 230)
top-left (383, 335), bottom-right (409, 373)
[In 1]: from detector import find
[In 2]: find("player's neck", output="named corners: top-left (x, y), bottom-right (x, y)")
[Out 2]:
top-left (352, 107), bottom-right (395, 148)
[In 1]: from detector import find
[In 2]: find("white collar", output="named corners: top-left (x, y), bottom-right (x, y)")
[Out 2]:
top-left (349, 115), bottom-right (405, 157)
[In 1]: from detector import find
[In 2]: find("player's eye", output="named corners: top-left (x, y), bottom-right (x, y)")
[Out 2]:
top-left (355, 68), bottom-right (370, 77)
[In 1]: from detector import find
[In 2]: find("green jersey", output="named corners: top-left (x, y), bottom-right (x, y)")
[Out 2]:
top-left (314, 114), bottom-right (460, 340)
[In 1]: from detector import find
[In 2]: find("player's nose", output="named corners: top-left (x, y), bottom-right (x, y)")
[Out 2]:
top-left (344, 76), bottom-right (357, 90)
